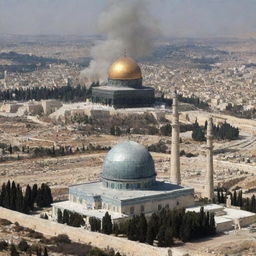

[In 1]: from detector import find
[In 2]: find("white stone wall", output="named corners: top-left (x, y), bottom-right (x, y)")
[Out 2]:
top-left (0, 207), bottom-right (190, 256)
top-left (121, 194), bottom-right (194, 216)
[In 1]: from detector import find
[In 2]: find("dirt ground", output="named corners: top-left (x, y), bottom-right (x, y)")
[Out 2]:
top-left (181, 228), bottom-right (256, 256)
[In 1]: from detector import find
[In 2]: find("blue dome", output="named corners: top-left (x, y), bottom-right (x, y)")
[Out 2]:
top-left (101, 141), bottom-right (156, 189)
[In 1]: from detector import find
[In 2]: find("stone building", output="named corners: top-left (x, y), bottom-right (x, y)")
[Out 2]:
top-left (91, 56), bottom-right (155, 108)
top-left (41, 99), bottom-right (63, 115)
top-left (52, 141), bottom-right (194, 222)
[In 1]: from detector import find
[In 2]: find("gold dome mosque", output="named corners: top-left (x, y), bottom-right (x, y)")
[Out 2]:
top-left (91, 56), bottom-right (154, 108)
top-left (108, 57), bottom-right (142, 80)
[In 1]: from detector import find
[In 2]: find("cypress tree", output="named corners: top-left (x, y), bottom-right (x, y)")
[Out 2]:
top-left (157, 226), bottom-right (166, 247)
top-left (57, 209), bottom-right (63, 224)
top-left (4, 180), bottom-right (11, 209)
top-left (36, 247), bottom-right (42, 256)
top-left (24, 185), bottom-right (32, 213)
top-left (244, 197), bottom-right (250, 211)
top-left (138, 214), bottom-right (147, 243)
top-left (179, 215), bottom-right (191, 242)
top-left (63, 209), bottom-right (70, 225)
top-left (217, 187), bottom-right (221, 203)
top-left (146, 220), bottom-right (155, 245)
top-left (238, 190), bottom-right (243, 207)
top-left (10, 244), bottom-right (19, 256)
top-left (220, 190), bottom-right (225, 204)
top-left (102, 212), bottom-right (112, 235)
top-left (43, 247), bottom-right (48, 256)
top-left (233, 190), bottom-right (237, 206)
top-left (251, 195), bottom-right (256, 212)
top-left (127, 217), bottom-right (138, 241)
top-left (164, 227), bottom-right (174, 247)
top-left (15, 184), bottom-right (24, 212)
top-left (10, 181), bottom-right (17, 210)
top-left (209, 213), bottom-right (216, 235)
top-left (0, 183), bottom-right (6, 206)
top-left (36, 188), bottom-right (44, 208)
top-left (31, 184), bottom-right (38, 208)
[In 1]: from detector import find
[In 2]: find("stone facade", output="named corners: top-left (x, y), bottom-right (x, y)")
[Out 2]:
top-left (92, 86), bottom-right (154, 108)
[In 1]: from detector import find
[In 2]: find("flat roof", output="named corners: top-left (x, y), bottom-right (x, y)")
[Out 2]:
top-left (187, 204), bottom-right (256, 225)
top-left (186, 204), bottom-right (224, 213)
top-left (69, 181), bottom-right (194, 204)
top-left (52, 201), bottom-right (127, 220)
top-left (93, 86), bottom-right (154, 91)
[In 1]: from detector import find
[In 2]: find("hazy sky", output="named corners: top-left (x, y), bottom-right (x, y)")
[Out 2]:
top-left (0, 0), bottom-right (255, 37)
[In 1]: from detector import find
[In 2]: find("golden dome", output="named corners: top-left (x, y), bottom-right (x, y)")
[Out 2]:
top-left (108, 57), bottom-right (142, 80)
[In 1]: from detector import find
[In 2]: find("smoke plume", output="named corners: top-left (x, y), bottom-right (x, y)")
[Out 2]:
top-left (80, 0), bottom-right (158, 85)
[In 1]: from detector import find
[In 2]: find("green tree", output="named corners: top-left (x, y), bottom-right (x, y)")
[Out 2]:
top-left (10, 181), bottom-right (17, 210)
top-left (209, 213), bottom-right (216, 235)
top-left (157, 226), bottom-right (166, 247)
top-left (238, 190), bottom-right (243, 207)
top-left (24, 185), bottom-right (32, 213)
top-left (10, 244), bottom-right (19, 256)
top-left (15, 184), bottom-right (24, 212)
top-left (18, 239), bottom-right (29, 252)
top-left (138, 214), bottom-right (147, 243)
top-left (57, 209), bottom-right (63, 224)
top-left (102, 212), bottom-right (112, 235)
top-left (43, 247), bottom-right (48, 256)
top-left (63, 209), bottom-right (70, 225)
top-left (164, 227), bottom-right (174, 247)
top-left (146, 220), bottom-right (155, 245)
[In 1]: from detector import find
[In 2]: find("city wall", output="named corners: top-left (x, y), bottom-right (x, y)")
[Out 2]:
top-left (0, 207), bottom-right (193, 256)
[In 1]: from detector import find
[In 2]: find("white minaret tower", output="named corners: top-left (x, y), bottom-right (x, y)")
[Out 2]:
top-left (205, 117), bottom-right (214, 200)
top-left (170, 90), bottom-right (181, 185)
top-left (3, 70), bottom-right (7, 88)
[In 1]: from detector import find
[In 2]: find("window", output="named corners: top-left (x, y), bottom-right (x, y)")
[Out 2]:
top-left (165, 204), bottom-right (169, 209)
top-left (176, 201), bottom-right (179, 206)
top-left (141, 205), bottom-right (144, 213)
top-left (130, 207), bottom-right (134, 215)
top-left (158, 204), bottom-right (162, 211)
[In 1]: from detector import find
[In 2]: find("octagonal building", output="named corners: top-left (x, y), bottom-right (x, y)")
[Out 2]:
top-left (91, 57), bottom-right (155, 108)
top-left (52, 141), bottom-right (194, 222)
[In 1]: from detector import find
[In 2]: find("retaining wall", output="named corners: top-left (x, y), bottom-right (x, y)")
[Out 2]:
top-left (0, 207), bottom-right (191, 256)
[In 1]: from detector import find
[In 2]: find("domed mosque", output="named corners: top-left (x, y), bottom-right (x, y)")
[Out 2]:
top-left (91, 56), bottom-right (155, 108)
top-left (52, 141), bottom-right (194, 222)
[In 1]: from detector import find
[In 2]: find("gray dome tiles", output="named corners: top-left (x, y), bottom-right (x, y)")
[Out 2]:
top-left (101, 141), bottom-right (156, 190)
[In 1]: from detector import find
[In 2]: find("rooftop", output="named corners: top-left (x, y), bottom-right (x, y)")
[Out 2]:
top-left (69, 181), bottom-right (194, 203)
top-left (93, 86), bottom-right (153, 91)
top-left (52, 201), bottom-right (127, 220)
top-left (186, 204), bottom-right (256, 225)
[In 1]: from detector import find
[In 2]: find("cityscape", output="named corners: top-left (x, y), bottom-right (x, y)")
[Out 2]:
top-left (0, 1), bottom-right (256, 256)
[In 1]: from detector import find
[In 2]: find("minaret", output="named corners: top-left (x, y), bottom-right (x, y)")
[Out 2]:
top-left (205, 117), bottom-right (214, 200)
top-left (170, 90), bottom-right (181, 185)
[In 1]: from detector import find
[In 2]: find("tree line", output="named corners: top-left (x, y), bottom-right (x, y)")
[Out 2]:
top-left (0, 143), bottom-right (111, 163)
top-left (192, 120), bottom-right (239, 141)
top-left (216, 187), bottom-right (256, 213)
top-left (178, 94), bottom-right (209, 110)
top-left (0, 181), bottom-right (53, 213)
top-left (57, 209), bottom-right (85, 227)
top-left (57, 208), bottom-right (216, 248)
top-left (0, 84), bottom-right (93, 102)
